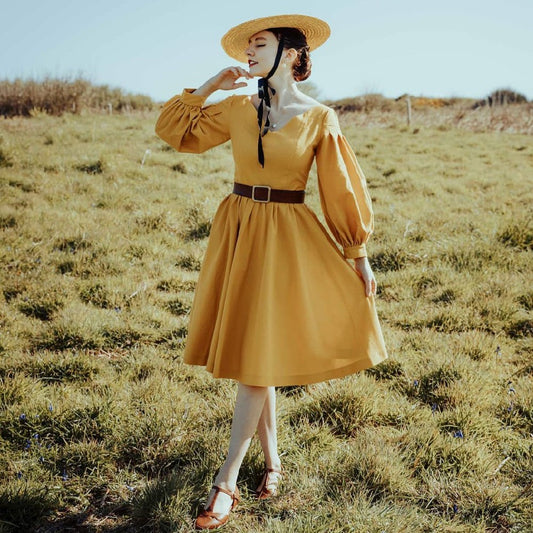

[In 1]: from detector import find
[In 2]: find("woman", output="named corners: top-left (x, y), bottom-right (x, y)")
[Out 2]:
top-left (155, 14), bottom-right (388, 530)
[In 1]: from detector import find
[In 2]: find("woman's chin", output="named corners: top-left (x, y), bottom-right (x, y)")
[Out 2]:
top-left (248, 67), bottom-right (267, 78)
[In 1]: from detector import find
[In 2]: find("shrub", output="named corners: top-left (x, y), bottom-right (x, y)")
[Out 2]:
top-left (473, 87), bottom-right (528, 109)
top-left (0, 75), bottom-right (154, 117)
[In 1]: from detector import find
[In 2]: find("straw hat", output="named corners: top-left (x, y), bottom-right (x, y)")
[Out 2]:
top-left (221, 14), bottom-right (331, 63)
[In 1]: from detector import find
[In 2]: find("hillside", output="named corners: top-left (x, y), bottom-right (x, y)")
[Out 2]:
top-left (0, 107), bottom-right (532, 532)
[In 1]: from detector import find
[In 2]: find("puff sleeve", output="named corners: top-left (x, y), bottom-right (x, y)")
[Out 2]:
top-left (154, 89), bottom-right (233, 153)
top-left (315, 108), bottom-right (374, 259)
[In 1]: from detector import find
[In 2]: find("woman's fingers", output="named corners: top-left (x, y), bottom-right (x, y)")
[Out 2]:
top-left (239, 67), bottom-right (253, 79)
top-left (359, 271), bottom-right (376, 297)
top-left (367, 277), bottom-right (377, 297)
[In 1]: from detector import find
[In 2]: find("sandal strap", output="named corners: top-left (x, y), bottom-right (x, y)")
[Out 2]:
top-left (204, 484), bottom-right (240, 510)
top-left (213, 484), bottom-right (234, 498)
top-left (197, 509), bottom-right (226, 521)
top-left (257, 467), bottom-right (282, 494)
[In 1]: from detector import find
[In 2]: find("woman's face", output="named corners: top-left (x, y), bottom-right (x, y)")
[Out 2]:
top-left (245, 30), bottom-right (285, 77)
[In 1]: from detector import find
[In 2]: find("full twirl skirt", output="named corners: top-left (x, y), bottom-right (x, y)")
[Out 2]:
top-left (182, 193), bottom-right (388, 386)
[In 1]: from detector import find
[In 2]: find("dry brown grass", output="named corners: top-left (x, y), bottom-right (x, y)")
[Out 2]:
top-left (0, 76), bottom-right (154, 118)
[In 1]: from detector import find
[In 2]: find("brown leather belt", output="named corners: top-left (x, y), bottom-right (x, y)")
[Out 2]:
top-left (232, 182), bottom-right (305, 203)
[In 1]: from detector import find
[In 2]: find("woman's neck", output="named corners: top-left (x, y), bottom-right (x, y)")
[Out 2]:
top-left (264, 70), bottom-right (300, 110)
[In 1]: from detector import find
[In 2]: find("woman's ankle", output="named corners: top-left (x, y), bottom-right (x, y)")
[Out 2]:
top-left (213, 468), bottom-right (238, 493)
top-left (266, 457), bottom-right (282, 471)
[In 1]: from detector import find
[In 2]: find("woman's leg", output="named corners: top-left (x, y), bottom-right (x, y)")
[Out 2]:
top-left (205, 382), bottom-right (268, 513)
top-left (256, 386), bottom-right (281, 471)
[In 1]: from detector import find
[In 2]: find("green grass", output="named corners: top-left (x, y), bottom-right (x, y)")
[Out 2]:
top-left (0, 108), bottom-right (532, 532)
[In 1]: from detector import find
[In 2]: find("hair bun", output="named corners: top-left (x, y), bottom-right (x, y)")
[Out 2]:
top-left (268, 27), bottom-right (313, 82)
top-left (293, 45), bottom-right (311, 82)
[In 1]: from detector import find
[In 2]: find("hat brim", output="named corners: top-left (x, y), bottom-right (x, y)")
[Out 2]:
top-left (221, 14), bottom-right (330, 63)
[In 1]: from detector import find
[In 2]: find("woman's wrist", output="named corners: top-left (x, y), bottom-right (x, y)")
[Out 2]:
top-left (192, 79), bottom-right (217, 97)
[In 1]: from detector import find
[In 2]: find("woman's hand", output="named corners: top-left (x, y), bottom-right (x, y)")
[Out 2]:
top-left (350, 257), bottom-right (377, 297)
top-left (194, 67), bottom-right (253, 96)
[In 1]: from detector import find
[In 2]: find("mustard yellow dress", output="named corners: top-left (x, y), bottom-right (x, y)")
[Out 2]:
top-left (155, 89), bottom-right (388, 386)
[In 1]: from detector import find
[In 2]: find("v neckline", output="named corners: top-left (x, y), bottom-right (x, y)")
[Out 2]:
top-left (245, 96), bottom-right (323, 134)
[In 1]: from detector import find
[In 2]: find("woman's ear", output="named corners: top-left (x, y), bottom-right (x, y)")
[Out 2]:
top-left (283, 48), bottom-right (298, 65)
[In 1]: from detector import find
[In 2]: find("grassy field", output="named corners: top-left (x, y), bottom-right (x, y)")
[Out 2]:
top-left (0, 103), bottom-right (532, 532)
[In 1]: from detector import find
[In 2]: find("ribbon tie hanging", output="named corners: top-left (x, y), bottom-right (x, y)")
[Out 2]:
top-left (256, 36), bottom-right (285, 168)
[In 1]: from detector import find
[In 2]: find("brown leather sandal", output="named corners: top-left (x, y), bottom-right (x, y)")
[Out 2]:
top-left (194, 485), bottom-right (240, 530)
top-left (256, 467), bottom-right (283, 500)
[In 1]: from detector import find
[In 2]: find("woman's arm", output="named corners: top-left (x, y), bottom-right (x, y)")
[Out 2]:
top-left (193, 66), bottom-right (252, 97)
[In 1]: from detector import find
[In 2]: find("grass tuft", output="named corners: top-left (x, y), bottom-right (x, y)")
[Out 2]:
top-left (0, 481), bottom-right (58, 530)
top-left (183, 205), bottom-right (212, 240)
top-left (410, 365), bottom-right (462, 409)
top-left (371, 246), bottom-right (408, 272)
top-left (365, 359), bottom-right (404, 380)
top-left (497, 218), bottom-right (533, 250)
top-left (75, 159), bottom-right (104, 174)
top-left (0, 147), bottom-right (14, 167)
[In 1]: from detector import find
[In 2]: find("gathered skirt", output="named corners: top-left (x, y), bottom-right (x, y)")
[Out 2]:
top-left (182, 192), bottom-right (388, 386)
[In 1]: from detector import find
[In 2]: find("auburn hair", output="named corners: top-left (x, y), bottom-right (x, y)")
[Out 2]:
top-left (267, 27), bottom-right (312, 82)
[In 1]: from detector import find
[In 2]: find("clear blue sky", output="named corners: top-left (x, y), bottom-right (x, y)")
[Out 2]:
top-left (1, 0), bottom-right (531, 103)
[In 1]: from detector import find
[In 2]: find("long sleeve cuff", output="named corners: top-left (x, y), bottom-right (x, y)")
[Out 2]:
top-left (343, 244), bottom-right (367, 259)
top-left (180, 88), bottom-right (208, 106)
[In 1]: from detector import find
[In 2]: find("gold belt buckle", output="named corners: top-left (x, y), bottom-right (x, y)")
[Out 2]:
top-left (252, 185), bottom-right (271, 203)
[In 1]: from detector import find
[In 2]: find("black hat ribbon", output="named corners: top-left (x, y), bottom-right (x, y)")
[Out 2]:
top-left (256, 36), bottom-right (285, 168)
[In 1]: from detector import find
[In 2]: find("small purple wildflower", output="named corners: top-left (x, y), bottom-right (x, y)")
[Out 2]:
top-left (431, 403), bottom-right (437, 413)
top-left (62, 470), bottom-right (68, 481)
top-left (453, 430), bottom-right (464, 439)
top-left (16, 471), bottom-right (23, 479)
top-left (33, 433), bottom-right (39, 440)
top-left (48, 404), bottom-right (53, 412)
top-left (19, 413), bottom-right (27, 421)
top-left (413, 379), bottom-right (419, 387)
top-left (453, 504), bottom-right (458, 513)
top-left (39, 456), bottom-right (45, 464)
top-left (24, 440), bottom-right (32, 450)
